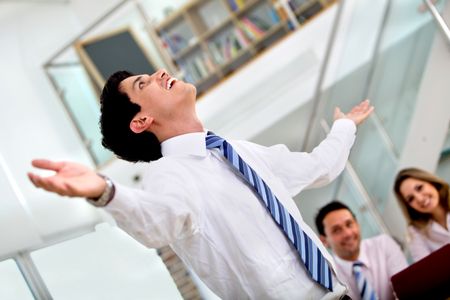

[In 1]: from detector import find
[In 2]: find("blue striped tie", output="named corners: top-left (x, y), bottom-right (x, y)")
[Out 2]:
top-left (352, 262), bottom-right (378, 300)
top-left (205, 133), bottom-right (333, 291)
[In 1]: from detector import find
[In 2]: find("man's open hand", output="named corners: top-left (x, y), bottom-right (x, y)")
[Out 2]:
top-left (334, 99), bottom-right (374, 126)
top-left (28, 159), bottom-right (106, 198)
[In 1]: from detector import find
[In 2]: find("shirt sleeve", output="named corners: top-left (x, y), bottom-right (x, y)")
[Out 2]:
top-left (382, 234), bottom-right (409, 277)
top-left (407, 226), bottom-right (431, 262)
top-left (103, 172), bottom-right (199, 249)
top-left (268, 118), bottom-right (356, 196)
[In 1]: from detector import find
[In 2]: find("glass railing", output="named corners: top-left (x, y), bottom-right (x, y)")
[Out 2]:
top-left (0, 259), bottom-right (34, 300)
top-left (317, 0), bottom-right (446, 216)
top-left (297, 122), bottom-right (387, 239)
top-left (31, 224), bottom-right (182, 300)
top-left (297, 161), bottom-right (385, 239)
top-left (437, 126), bottom-right (450, 183)
top-left (335, 167), bottom-right (385, 238)
top-left (298, 164), bottom-right (385, 238)
top-left (46, 61), bottom-right (111, 166)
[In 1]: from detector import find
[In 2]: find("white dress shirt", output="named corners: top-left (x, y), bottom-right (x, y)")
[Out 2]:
top-left (105, 119), bottom-right (356, 299)
top-left (407, 212), bottom-right (450, 262)
top-left (333, 234), bottom-right (408, 300)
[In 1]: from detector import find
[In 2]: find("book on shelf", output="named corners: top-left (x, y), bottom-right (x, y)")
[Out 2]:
top-left (248, 15), bottom-right (272, 31)
top-left (287, 0), bottom-right (296, 12)
top-left (266, 5), bottom-right (281, 24)
top-left (234, 27), bottom-right (250, 48)
top-left (269, 0), bottom-right (295, 29)
top-left (190, 62), bottom-right (202, 81)
top-left (227, 0), bottom-right (246, 12)
top-left (178, 62), bottom-right (196, 83)
top-left (230, 36), bottom-right (240, 57)
top-left (160, 32), bottom-right (188, 55)
top-left (241, 17), bottom-right (265, 38)
top-left (208, 42), bottom-right (224, 65)
top-left (227, 0), bottom-right (238, 11)
top-left (203, 54), bottom-right (216, 73)
top-left (237, 21), bottom-right (256, 41)
top-left (194, 56), bottom-right (209, 78)
top-left (223, 36), bottom-right (232, 61)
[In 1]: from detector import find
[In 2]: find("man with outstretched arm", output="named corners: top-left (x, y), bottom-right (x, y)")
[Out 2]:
top-left (29, 69), bottom-right (373, 299)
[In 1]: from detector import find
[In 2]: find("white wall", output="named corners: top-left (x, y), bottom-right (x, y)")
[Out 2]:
top-left (0, 1), bottom-right (103, 249)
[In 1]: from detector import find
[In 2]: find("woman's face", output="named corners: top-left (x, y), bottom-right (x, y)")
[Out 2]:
top-left (399, 177), bottom-right (441, 214)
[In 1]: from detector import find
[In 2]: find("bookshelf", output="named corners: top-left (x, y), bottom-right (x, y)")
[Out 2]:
top-left (154, 0), bottom-right (334, 95)
top-left (288, 0), bottom-right (334, 24)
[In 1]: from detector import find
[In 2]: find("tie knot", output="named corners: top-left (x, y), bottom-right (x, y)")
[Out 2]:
top-left (352, 261), bottom-right (364, 271)
top-left (205, 132), bottom-right (225, 150)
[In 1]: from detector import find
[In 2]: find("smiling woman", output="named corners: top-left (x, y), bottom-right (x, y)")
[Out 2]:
top-left (394, 168), bottom-right (450, 262)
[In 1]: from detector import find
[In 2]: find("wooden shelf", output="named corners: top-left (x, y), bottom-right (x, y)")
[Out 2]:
top-left (233, 0), bottom-right (263, 17)
top-left (153, 0), bottom-right (332, 95)
top-left (173, 39), bottom-right (200, 61)
top-left (294, 0), bottom-right (318, 15)
top-left (250, 21), bottom-right (285, 47)
top-left (199, 17), bottom-right (234, 41)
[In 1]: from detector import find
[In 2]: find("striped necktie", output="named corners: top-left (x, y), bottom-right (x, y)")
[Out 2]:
top-left (352, 261), bottom-right (378, 300)
top-left (205, 133), bottom-right (333, 291)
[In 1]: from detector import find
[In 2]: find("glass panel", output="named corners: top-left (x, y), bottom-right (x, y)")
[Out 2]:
top-left (366, 21), bottom-right (436, 154)
top-left (47, 62), bottom-right (114, 166)
top-left (32, 224), bottom-right (182, 300)
top-left (318, 0), bottom-right (443, 215)
top-left (347, 118), bottom-right (398, 212)
top-left (336, 170), bottom-right (382, 238)
top-left (0, 259), bottom-right (34, 300)
top-left (298, 167), bottom-right (382, 239)
top-left (0, 155), bottom-right (42, 256)
top-left (296, 129), bottom-right (383, 238)
top-left (437, 127), bottom-right (450, 183)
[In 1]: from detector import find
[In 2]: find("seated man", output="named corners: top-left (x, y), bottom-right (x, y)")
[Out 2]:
top-left (315, 201), bottom-right (408, 300)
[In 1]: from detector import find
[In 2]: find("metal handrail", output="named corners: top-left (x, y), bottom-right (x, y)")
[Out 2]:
top-left (43, 0), bottom-right (130, 67)
top-left (423, 0), bottom-right (450, 46)
top-left (361, 0), bottom-right (400, 159)
top-left (301, 0), bottom-right (345, 151)
top-left (320, 119), bottom-right (390, 235)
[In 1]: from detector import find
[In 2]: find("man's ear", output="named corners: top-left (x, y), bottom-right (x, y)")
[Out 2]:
top-left (130, 115), bottom-right (153, 134)
top-left (319, 234), bottom-right (329, 248)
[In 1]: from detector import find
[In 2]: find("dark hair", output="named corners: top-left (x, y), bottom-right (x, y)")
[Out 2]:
top-left (315, 201), bottom-right (356, 236)
top-left (99, 70), bottom-right (162, 163)
top-left (394, 167), bottom-right (449, 230)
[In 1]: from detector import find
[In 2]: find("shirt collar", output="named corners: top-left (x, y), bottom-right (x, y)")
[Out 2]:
top-left (161, 131), bottom-right (207, 157)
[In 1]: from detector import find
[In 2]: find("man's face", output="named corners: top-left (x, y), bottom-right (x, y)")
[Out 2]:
top-left (120, 69), bottom-right (197, 135)
top-left (320, 209), bottom-right (361, 261)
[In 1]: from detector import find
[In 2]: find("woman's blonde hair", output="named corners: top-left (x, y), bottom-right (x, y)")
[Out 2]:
top-left (394, 168), bottom-right (449, 230)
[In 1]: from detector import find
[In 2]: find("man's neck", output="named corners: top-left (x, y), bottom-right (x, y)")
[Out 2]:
top-left (156, 118), bottom-right (204, 142)
top-left (338, 249), bottom-right (360, 262)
